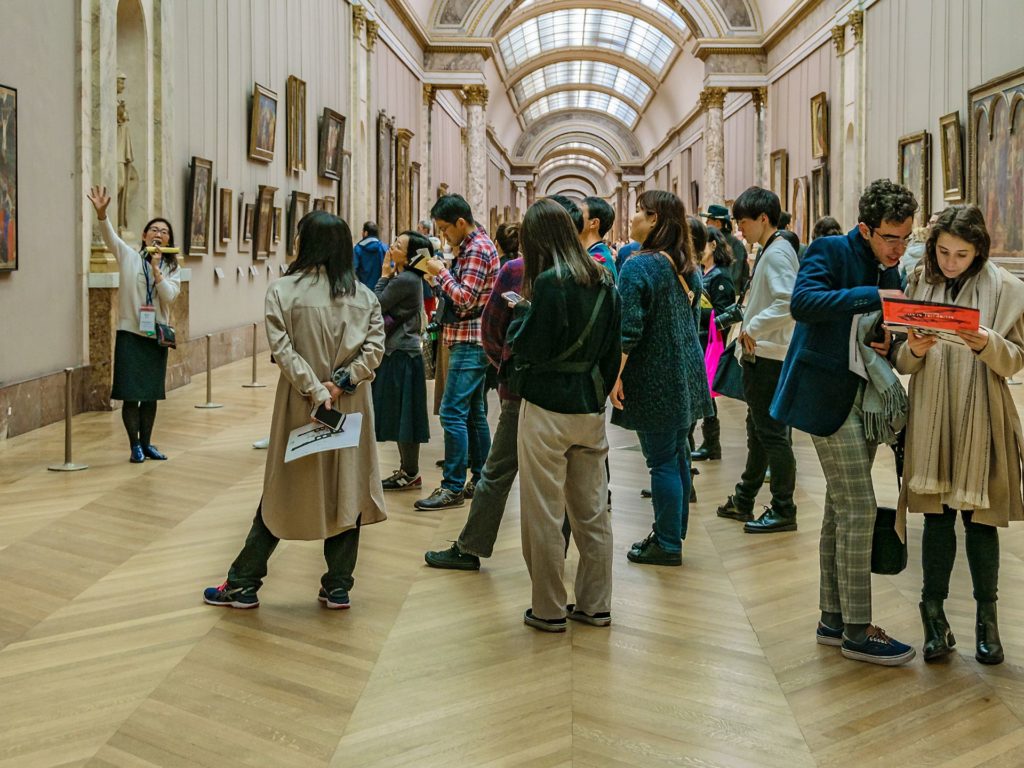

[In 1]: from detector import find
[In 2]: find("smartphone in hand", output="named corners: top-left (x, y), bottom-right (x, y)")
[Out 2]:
top-left (502, 291), bottom-right (528, 307)
top-left (311, 403), bottom-right (346, 432)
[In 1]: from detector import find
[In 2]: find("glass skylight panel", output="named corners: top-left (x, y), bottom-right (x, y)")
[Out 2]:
top-left (513, 62), bottom-right (651, 106)
top-left (516, 0), bottom-right (686, 33)
top-left (522, 90), bottom-right (638, 126)
top-left (538, 157), bottom-right (609, 178)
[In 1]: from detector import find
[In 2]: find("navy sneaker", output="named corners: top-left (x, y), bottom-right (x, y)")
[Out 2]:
top-left (566, 603), bottom-right (611, 627)
top-left (142, 444), bottom-right (167, 460)
top-left (203, 581), bottom-right (259, 609)
top-left (523, 609), bottom-right (566, 633)
top-left (318, 587), bottom-right (350, 610)
top-left (841, 625), bottom-right (916, 666)
top-left (130, 444), bottom-right (145, 464)
top-left (816, 621), bottom-right (844, 647)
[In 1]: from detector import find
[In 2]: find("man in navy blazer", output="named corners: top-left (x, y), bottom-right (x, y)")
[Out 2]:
top-left (770, 179), bottom-right (920, 667)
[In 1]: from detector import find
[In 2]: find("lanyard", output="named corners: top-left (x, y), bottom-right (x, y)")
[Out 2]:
top-left (142, 253), bottom-right (155, 305)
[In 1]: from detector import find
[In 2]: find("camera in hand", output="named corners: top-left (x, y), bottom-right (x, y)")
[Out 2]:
top-left (714, 303), bottom-right (744, 332)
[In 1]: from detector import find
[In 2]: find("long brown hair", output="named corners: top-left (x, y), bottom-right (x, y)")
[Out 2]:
top-left (637, 190), bottom-right (697, 277)
top-left (520, 198), bottom-right (605, 298)
top-left (923, 205), bottom-right (990, 284)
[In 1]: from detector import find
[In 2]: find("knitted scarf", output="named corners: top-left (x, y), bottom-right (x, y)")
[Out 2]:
top-left (857, 311), bottom-right (907, 445)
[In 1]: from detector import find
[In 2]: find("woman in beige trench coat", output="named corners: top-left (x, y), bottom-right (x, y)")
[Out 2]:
top-left (895, 205), bottom-right (1024, 665)
top-left (204, 211), bottom-right (387, 610)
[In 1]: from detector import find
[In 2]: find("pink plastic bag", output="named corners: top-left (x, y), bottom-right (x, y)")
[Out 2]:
top-left (705, 310), bottom-right (725, 398)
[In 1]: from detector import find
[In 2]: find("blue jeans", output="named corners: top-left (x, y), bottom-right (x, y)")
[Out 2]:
top-left (637, 428), bottom-right (691, 553)
top-left (439, 343), bottom-right (491, 492)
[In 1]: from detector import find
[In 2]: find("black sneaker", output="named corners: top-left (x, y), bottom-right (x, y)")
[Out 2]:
top-left (382, 469), bottom-right (422, 492)
top-left (744, 506), bottom-right (797, 533)
top-left (435, 458), bottom-right (445, 468)
top-left (691, 445), bottom-right (721, 461)
top-left (203, 581), bottom-right (259, 609)
top-left (424, 542), bottom-right (481, 570)
top-left (566, 603), bottom-right (611, 627)
top-left (523, 608), bottom-right (567, 633)
top-left (841, 625), bottom-right (916, 666)
top-left (318, 587), bottom-right (351, 610)
top-left (464, 480), bottom-right (476, 499)
top-left (627, 532), bottom-right (682, 566)
top-left (716, 495), bottom-right (754, 522)
top-left (414, 487), bottom-right (466, 510)
top-left (816, 621), bottom-right (844, 647)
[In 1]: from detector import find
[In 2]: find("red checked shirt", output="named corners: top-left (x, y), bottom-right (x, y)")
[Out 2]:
top-left (438, 226), bottom-right (500, 347)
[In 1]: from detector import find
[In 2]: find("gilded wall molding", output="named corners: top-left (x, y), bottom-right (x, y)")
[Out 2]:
top-left (365, 19), bottom-right (379, 51)
top-left (352, 5), bottom-right (367, 38)
top-left (831, 24), bottom-right (845, 55)
top-left (699, 86), bottom-right (727, 111)
top-left (463, 84), bottom-right (489, 107)
top-left (849, 10), bottom-right (864, 45)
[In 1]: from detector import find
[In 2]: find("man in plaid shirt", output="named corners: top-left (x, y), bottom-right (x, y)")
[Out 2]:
top-left (416, 194), bottom-right (500, 510)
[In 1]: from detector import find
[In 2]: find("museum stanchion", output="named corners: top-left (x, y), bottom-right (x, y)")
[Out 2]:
top-left (242, 322), bottom-right (266, 388)
top-left (195, 334), bottom-right (223, 409)
top-left (48, 367), bottom-right (89, 472)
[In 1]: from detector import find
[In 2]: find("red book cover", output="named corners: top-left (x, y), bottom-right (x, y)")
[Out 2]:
top-left (882, 297), bottom-right (980, 343)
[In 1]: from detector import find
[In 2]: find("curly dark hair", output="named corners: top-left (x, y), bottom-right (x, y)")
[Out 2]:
top-left (923, 205), bottom-right (991, 284)
top-left (858, 179), bottom-right (919, 229)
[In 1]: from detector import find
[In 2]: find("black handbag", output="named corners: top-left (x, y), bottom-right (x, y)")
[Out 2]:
top-left (711, 339), bottom-right (745, 401)
top-left (871, 429), bottom-right (908, 575)
top-left (155, 322), bottom-right (176, 349)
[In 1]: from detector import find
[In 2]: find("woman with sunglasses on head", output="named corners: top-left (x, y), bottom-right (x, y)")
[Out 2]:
top-left (87, 185), bottom-right (180, 464)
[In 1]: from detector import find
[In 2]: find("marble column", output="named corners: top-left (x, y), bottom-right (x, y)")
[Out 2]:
top-left (525, 180), bottom-right (535, 209)
top-left (836, 11), bottom-right (866, 229)
top-left (627, 184), bottom-right (638, 229)
top-left (420, 84), bottom-right (435, 222)
top-left (700, 87), bottom-right (727, 207)
top-left (752, 87), bottom-right (768, 188)
top-left (351, 6), bottom-right (369, 228)
top-left (89, 2), bottom-right (119, 272)
top-left (366, 19), bottom-right (380, 228)
top-left (463, 85), bottom-right (488, 220)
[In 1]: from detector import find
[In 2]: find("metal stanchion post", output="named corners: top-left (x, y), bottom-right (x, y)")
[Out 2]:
top-left (242, 321), bottom-right (266, 388)
top-left (48, 367), bottom-right (89, 471)
top-left (195, 334), bottom-right (224, 409)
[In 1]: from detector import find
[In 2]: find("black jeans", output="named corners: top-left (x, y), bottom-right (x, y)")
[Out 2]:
top-left (922, 506), bottom-right (999, 603)
top-left (227, 501), bottom-right (361, 593)
top-left (734, 357), bottom-right (796, 516)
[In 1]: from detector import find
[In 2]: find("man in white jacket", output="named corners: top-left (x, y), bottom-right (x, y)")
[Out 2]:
top-left (716, 187), bottom-right (800, 533)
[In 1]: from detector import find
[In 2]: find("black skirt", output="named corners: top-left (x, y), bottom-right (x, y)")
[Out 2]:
top-left (372, 350), bottom-right (430, 444)
top-left (111, 330), bottom-right (168, 401)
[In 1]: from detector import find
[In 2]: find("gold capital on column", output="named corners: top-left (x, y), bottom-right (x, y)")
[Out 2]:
top-left (831, 24), bottom-right (846, 55)
top-left (849, 10), bottom-right (864, 44)
top-left (751, 86), bottom-right (767, 112)
top-left (352, 5), bottom-right (366, 37)
top-left (366, 19), bottom-right (379, 51)
top-left (423, 84), bottom-right (436, 107)
top-left (463, 85), bottom-right (489, 108)
top-left (699, 87), bottom-right (727, 111)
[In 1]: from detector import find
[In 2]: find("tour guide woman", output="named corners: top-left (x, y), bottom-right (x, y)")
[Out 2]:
top-left (204, 211), bottom-right (387, 610)
top-left (88, 185), bottom-right (181, 463)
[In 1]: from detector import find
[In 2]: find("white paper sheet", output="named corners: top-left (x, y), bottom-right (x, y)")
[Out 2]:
top-left (284, 412), bottom-right (363, 463)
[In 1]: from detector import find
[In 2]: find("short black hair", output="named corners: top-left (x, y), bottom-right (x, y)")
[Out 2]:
top-left (431, 194), bottom-right (474, 226)
top-left (858, 179), bottom-right (919, 229)
top-left (778, 211), bottom-right (792, 229)
top-left (548, 195), bottom-right (583, 233)
top-left (582, 196), bottom-right (615, 237)
top-left (362, 221), bottom-right (379, 238)
top-left (686, 215), bottom-right (708, 255)
top-left (732, 187), bottom-right (782, 228)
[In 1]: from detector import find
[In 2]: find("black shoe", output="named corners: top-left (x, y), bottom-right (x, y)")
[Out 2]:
top-left (524, 608), bottom-right (566, 632)
top-left (689, 479), bottom-right (697, 504)
top-left (435, 458), bottom-right (445, 468)
top-left (640, 489), bottom-right (652, 498)
top-left (424, 542), bottom-right (480, 570)
top-left (130, 444), bottom-right (145, 463)
top-left (920, 600), bottom-right (956, 662)
top-left (627, 532), bottom-right (682, 566)
top-left (413, 487), bottom-right (466, 511)
top-left (464, 480), bottom-right (476, 499)
top-left (141, 444), bottom-right (167, 460)
top-left (382, 469), bottom-right (422, 492)
top-left (744, 507), bottom-right (797, 533)
top-left (566, 603), bottom-right (611, 627)
top-left (691, 445), bottom-right (721, 461)
top-left (716, 495), bottom-right (753, 522)
top-left (976, 601), bottom-right (1004, 664)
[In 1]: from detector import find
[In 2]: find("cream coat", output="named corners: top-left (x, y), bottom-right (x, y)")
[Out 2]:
top-left (261, 271), bottom-right (387, 540)
top-left (896, 262), bottom-right (1024, 529)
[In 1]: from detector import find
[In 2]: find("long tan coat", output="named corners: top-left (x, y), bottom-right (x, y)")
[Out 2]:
top-left (261, 271), bottom-right (387, 540)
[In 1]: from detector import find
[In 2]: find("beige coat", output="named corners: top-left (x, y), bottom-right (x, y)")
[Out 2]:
top-left (896, 263), bottom-right (1024, 528)
top-left (261, 271), bottom-right (387, 540)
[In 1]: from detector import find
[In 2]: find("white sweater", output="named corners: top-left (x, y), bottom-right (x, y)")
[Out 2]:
top-left (98, 217), bottom-right (181, 335)
top-left (737, 235), bottom-right (798, 362)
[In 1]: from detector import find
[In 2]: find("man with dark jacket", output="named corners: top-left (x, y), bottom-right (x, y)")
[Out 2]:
top-left (771, 179), bottom-right (919, 667)
top-left (353, 221), bottom-right (388, 289)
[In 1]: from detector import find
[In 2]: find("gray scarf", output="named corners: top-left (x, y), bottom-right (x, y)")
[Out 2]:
top-left (857, 311), bottom-right (908, 445)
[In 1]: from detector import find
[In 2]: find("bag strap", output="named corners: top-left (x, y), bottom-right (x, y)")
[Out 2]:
top-left (535, 285), bottom-right (608, 369)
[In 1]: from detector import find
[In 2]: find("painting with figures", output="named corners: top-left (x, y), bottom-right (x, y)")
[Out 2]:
top-left (897, 131), bottom-right (930, 229)
top-left (0, 84), bottom-right (17, 271)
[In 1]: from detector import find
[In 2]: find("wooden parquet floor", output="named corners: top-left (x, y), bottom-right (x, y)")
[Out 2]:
top-left (3, 357), bottom-right (1024, 767)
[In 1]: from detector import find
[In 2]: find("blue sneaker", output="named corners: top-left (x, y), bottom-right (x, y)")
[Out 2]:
top-left (841, 625), bottom-right (916, 666)
top-left (816, 621), bottom-right (844, 647)
top-left (203, 581), bottom-right (259, 609)
top-left (318, 587), bottom-right (350, 610)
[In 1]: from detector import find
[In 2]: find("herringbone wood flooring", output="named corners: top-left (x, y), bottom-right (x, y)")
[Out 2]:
top-left (2, 357), bottom-right (1024, 767)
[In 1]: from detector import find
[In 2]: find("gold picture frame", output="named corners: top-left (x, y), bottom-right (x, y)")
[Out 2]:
top-left (810, 165), bottom-right (828, 223)
top-left (938, 111), bottom-right (964, 202)
top-left (248, 82), bottom-right (277, 163)
top-left (184, 156), bottom-right (213, 256)
top-left (770, 149), bottom-right (788, 204)
top-left (897, 130), bottom-right (931, 227)
top-left (318, 108), bottom-right (345, 180)
top-left (287, 191), bottom-right (310, 257)
top-left (810, 92), bottom-right (828, 160)
top-left (253, 185), bottom-right (277, 260)
top-left (238, 196), bottom-right (253, 254)
top-left (286, 76), bottom-right (306, 174)
top-left (791, 176), bottom-right (809, 244)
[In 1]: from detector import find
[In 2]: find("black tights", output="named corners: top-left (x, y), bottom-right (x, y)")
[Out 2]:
top-left (398, 441), bottom-right (420, 476)
top-left (122, 401), bottom-right (158, 448)
top-left (922, 506), bottom-right (999, 603)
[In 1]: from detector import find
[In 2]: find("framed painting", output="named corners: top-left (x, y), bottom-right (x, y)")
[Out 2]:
top-left (318, 108), bottom-right (345, 180)
top-left (410, 161), bottom-right (420, 227)
top-left (238, 197), bottom-right (253, 254)
top-left (184, 156), bottom-right (213, 256)
top-left (769, 150), bottom-right (788, 205)
top-left (969, 67), bottom-right (1024, 274)
top-left (690, 180), bottom-right (699, 213)
top-left (252, 185), bottom-right (277, 260)
top-left (810, 165), bottom-right (829, 223)
top-left (395, 128), bottom-right (413, 233)
top-left (313, 198), bottom-right (324, 212)
top-left (377, 112), bottom-right (395, 242)
top-left (215, 187), bottom-right (232, 254)
top-left (286, 76), bottom-right (306, 174)
top-left (810, 92), bottom-right (828, 159)
top-left (791, 176), bottom-right (809, 244)
top-left (0, 84), bottom-right (17, 271)
top-left (897, 131), bottom-right (931, 227)
top-left (287, 191), bottom-right (310, 257)
top-left (939, 111), bottom-right (964, 202)
top-left (322, 196), bottom-right (336, 215)
top-left (271, 206), bottom-right (282, 252)
top-left (248, 83), bottom-right (277, 162)
top-left (338, 151), bottom-right (351, 224)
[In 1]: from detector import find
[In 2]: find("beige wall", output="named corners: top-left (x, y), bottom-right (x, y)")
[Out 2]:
top-left (0, 1), bottom-right (81, 385)
top-left (373, 40), bottom-right (421, 164)
top-left (431, 99), bottom-right (465, 199)
top-left (724, 99), bottom-right (756, 201)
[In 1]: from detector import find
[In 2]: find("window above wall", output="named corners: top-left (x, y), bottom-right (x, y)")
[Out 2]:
top-left (522, 90), bottom-right (639, 127)
top-left (512, 62), bottom-right (652, 107)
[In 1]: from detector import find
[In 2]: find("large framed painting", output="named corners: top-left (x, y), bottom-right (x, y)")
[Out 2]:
top-left (939, 111), bottom-right (964, 202)
top-left (377, 112), bottom-right (395, 243)
top-left (184, 156), bottom-right (213, 256)
top-left (215, 186), bottom-right (232, 254)
top-left (769, 149), bottom-right (788, 205)
top-left (286, 76), bottom-right (306, 174)
top-left (810, 164), bottom-right (829, 223)
top-left (897, 131), bottom-right (931, 227)
top-left (0, 84), bottom-right (17, 272)
top-left (791, 176), bottom-right (809, 244)
top-left (252, 184), bottom-right (277, 260)
top-left (318, 108), bottom-right (345, 180)
top-left (969, 67), bottom-right (1024, 274)
top-left (248, 83), bottom-right (277, 163)
top-left (395, 128), bottom-right (413, 234)
top-left (410, 161), bottom-right (421, 227)
top-left (287, 191), bottom-right (310, 257)
top-left (810, 92), bottom-right (829, 159)
top-left (339, 151), bottom-right (351, 224)
top-left (238, 196), bottom-right (253, 254)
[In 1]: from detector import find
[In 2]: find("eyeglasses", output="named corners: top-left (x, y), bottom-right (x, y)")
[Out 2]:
top-left (869, 227), bottom-right (912, 246)
top-left (147, 227), bottom-right (170, 235)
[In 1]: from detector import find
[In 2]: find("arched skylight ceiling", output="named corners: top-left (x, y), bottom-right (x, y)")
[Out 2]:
top-left (522, 91), bottom-right (639, 127)
top-left (538, 155), bottom-right (609, 177)
top-left (512, 61), bottom-right (652, 109)
top-left (514, 0), bottom-right (689, 34)
top-left (498, 9), bottom-right (676, 75)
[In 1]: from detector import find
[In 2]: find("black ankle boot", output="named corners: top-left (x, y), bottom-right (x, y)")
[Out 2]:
top-left (976, 601), bottom-right (1004, 665)
top-left (920, 600), bottom-right (955, 662)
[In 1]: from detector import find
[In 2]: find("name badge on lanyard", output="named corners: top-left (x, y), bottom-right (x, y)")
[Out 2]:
top-left (140, 257), bottom-right (157, 335)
